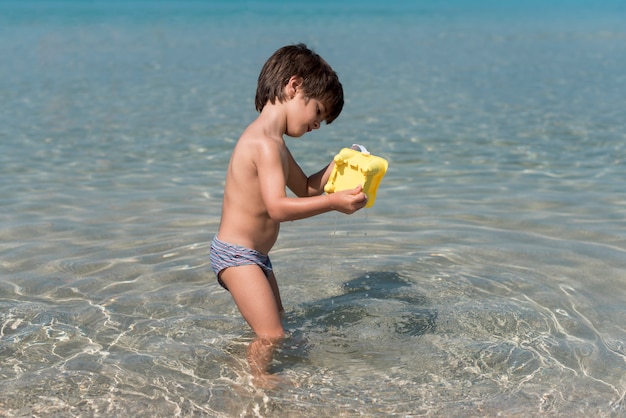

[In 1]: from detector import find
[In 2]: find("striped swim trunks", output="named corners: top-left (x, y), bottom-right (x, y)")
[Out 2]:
top-left (209, 236), bottom-right (273, 290)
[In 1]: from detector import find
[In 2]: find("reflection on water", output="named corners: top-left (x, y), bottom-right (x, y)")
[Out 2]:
top-left (1, 226), bottom-right (625, 416)
top-left (2, 190), bottom-right (625, 416)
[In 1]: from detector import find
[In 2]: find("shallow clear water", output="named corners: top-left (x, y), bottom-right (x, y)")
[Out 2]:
top-left (1, 1), bottom-right (625, 416)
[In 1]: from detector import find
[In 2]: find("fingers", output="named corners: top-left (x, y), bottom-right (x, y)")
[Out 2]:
top-left (329, 185), bottom-right (368, 213)
top-left (339, 185), bottom-right (367, 212)
top-left (351, 185), bottom-right (367, 205)
top-left (354, 192), bottom-right (368, 208)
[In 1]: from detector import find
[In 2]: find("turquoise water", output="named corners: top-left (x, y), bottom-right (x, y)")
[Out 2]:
top-left (1, 1), bottom-right (626, 416)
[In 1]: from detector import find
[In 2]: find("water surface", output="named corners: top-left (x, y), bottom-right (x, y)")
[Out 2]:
top-left (1, 0), bottom-right (625, 416)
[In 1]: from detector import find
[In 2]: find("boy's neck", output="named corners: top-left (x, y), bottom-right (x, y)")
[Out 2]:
top-left (256, 102), bottom-right (288, 140)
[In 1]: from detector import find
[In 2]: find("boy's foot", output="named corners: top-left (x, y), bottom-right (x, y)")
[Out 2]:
top-left (252, 373), bottom-right (292, 390)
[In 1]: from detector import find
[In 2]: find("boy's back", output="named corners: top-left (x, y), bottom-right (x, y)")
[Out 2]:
top-left (218, 111), bottom-right (287, 255)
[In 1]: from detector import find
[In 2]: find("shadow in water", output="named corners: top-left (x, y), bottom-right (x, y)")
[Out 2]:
top-left (277, 271), bottom-right (437, 367)
top-left (308, 271), bottom-right (436, 335)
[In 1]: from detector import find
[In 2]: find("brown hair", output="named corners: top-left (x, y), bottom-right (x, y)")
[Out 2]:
top-left (255, 43), bottom-right (344, 124)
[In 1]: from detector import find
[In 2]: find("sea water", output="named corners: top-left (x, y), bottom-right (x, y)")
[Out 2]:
top-left (1, 0), bottom-right (625, 416)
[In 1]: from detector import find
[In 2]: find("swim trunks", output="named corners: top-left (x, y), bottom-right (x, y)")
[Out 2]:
top-left (209, 236), bottom-right (273, 290)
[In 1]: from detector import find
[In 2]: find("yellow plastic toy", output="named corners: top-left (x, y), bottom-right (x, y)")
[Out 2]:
top-left (324, 144), bottom-right (388, 208)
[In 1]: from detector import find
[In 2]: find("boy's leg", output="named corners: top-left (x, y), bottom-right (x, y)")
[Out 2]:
top-left (266, 271), bottom-right (284, 316)
top-left (219, 264), bottom-right (284, 378)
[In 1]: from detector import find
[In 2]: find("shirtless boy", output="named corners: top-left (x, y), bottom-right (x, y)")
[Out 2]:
top-left (210, 44), bottom-right (367, 384)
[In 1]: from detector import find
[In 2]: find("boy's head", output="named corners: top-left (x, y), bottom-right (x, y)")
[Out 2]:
top-left (255, 43), bottom-right (344, 124)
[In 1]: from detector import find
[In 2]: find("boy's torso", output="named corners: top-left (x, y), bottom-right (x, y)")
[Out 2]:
top-left (217, 124), bottom-right (289, 254)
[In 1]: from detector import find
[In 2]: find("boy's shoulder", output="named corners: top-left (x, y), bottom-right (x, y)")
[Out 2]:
top-left (235, 122), bottom-right (286, 163)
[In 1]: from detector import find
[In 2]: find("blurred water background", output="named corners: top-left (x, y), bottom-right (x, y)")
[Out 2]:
top-left (1, 0), bottom-right (625, 416)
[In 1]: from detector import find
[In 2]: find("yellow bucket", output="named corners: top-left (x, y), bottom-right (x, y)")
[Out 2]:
top-left (324, 144), bottom-right (388, 208)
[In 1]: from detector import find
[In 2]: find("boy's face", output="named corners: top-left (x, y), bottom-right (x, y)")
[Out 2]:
top-left (285, 91), bottom-right (326, 138)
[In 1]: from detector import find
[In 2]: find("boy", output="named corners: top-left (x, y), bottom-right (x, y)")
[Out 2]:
top-left (210, 44), bottom-right (367, 385)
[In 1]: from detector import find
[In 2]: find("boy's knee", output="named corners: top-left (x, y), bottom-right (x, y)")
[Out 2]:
top-left (268, 329), bottom-right (286, 341)
top-left (259, 327), bottom-right (285, 342)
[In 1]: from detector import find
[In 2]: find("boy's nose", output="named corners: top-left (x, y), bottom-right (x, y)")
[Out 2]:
top-left (312, 120), bottom-right (320, 130)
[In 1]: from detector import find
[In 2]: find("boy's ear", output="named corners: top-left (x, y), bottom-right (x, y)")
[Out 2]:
top-left (287, 76), bottom-right (304, 99)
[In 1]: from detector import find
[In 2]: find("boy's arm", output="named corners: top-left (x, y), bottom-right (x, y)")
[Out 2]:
top-left (257, 143), bottom-right (366, 222)
top-left (285, 148), bottom-right (334, 197)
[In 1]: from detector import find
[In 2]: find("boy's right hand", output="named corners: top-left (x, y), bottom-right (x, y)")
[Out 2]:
top-left (330, 185), bottom-right (368, 214)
